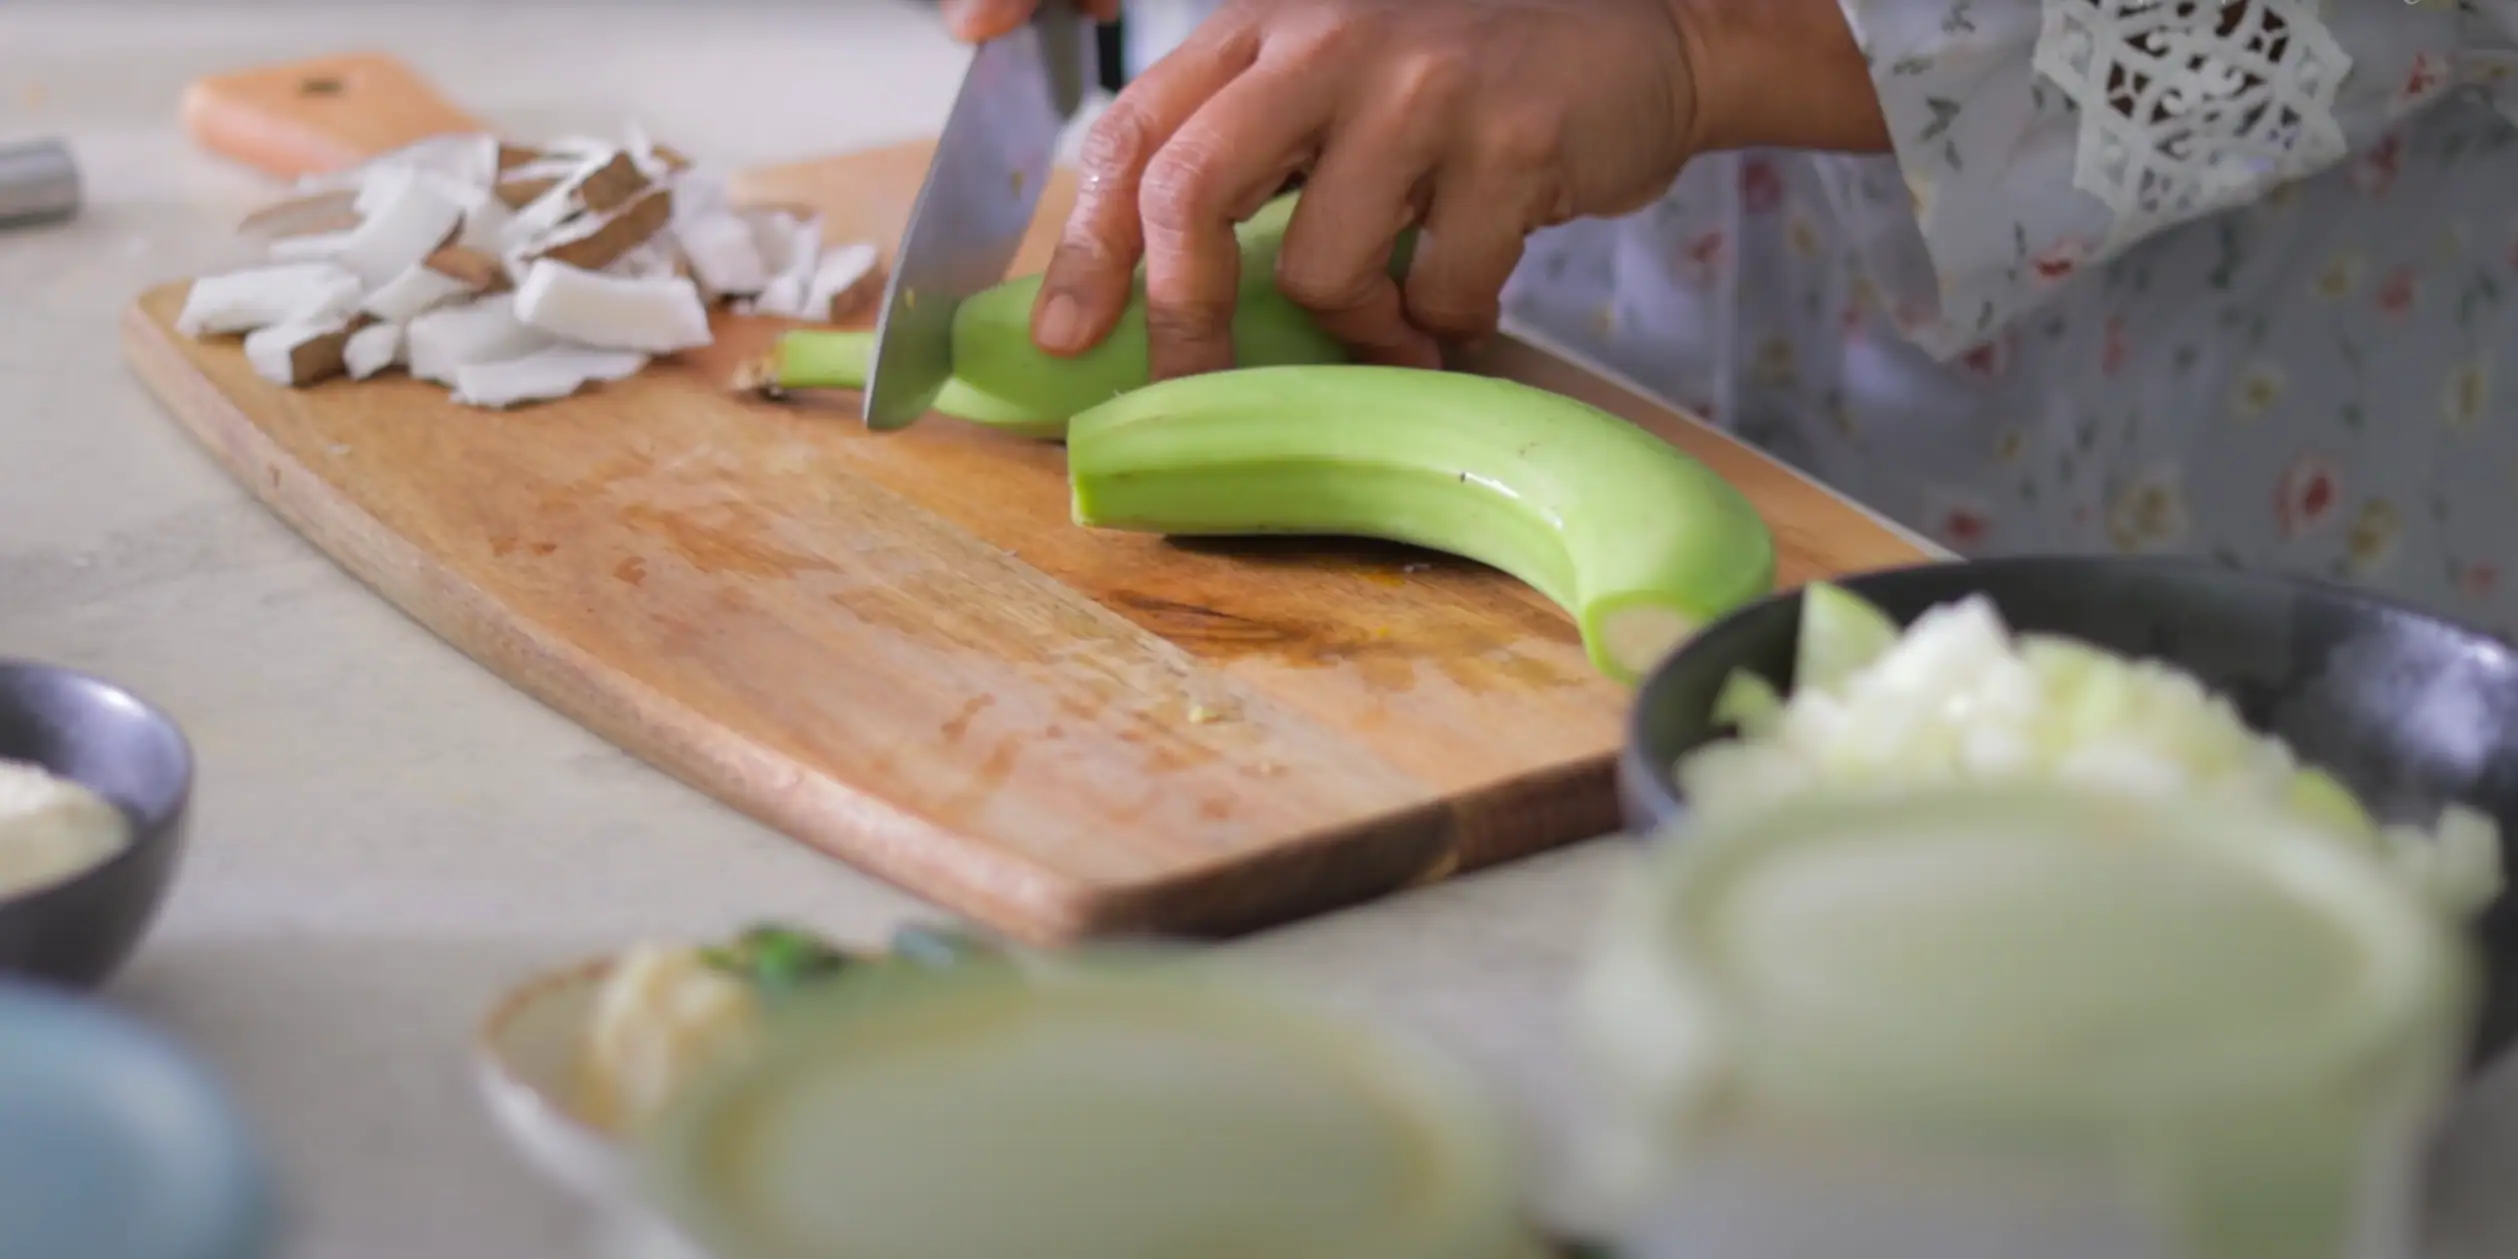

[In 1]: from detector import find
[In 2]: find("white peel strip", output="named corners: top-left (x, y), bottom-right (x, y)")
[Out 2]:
top-left (176, 264), bottom-right (363, 336)
top-left (205, 126), bottom-right (747, 407)
top-left (405, 300), bottom-right (556, 385)
top-left (511, 260), bottom-right (711, 353)
top-left (268, 230), bottom-right (354, 262)
top-left (748, 214), bottom-right (825, 319)
top-left (338, 168), bottom-right (466, 288)
top-left (344, 323), bottom-right (403, 379)
top-left (452, 347), bottom-right (649, 409)
top-left (361, 264), bottom-right (474, 323)
top-left (674, 212), bottom-right (768, 297)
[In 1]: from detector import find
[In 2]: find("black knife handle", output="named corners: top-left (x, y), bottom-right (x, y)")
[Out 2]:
top-left (925, 0), bottom-right (1127, 90)
top-left (1097, 15), bottom-right (1128, 92)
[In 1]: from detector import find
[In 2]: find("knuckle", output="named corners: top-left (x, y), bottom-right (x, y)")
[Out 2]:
top-left (1203, 14), bottom-right (1267, 63)
top-left (1054, 212), bottom-right (1106, 254)
top-left (1409, 297), bottom-right (1498, 339)
top-left (1046, 226), bottom-right (1117, 281)
top-left (1237, 153), bottom-right (1314, 218)
top-left (1387, 44), bottom-right (1472, 110)
top-left (1482, 108), bottom-right (1563, 171)
top-left (1319, 308), bottom-right (1428, 361)
top-left (1270, 10), bottom-right (1359, 62)
top-left (1139, 147), bottom-right (1226, 236)
top-left (1145, 298), bottom-right (1235, 343)
top-left (1273, 257), bottom-right (1377, 313)
top-left (1079, 106), bottom-right (1151, 180)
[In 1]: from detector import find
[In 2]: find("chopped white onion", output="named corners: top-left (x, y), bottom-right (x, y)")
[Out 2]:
top-left (1681, 584), bottom-right (2508, 916)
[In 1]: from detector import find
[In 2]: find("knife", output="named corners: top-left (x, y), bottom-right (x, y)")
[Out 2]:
top-left (864, 2), bottom-right (1096, 430)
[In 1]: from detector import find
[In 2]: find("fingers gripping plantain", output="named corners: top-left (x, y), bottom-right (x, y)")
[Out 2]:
top-left (750, 194), bottom-right (1409, 435)
top-left (1065, 365), bottom-right (1778, 684)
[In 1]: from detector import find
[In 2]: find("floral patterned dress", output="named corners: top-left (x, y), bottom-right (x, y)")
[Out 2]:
top-left (1133, 1), bottom-right (2518, 638)
top-left (1507, 0), bottom-right (2518, 639)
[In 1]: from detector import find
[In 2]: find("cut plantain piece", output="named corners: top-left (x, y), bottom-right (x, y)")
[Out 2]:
top-left (1064, 364), bottom-right (1776, 683)
top-left (749, 192), bottom-right (1406, 434)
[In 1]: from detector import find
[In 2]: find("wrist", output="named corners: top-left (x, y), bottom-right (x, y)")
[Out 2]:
top-left (1663, 0), bottom-right (1890, 155)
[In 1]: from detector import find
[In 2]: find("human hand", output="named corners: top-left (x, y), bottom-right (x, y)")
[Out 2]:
top-left (1029, 0), bottom-right (1707, 380)
top-left (942, 0), bottom-right (1123, 44)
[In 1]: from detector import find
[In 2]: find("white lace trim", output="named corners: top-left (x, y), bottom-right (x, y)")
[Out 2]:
top-left (2034, 0), bottom-right (2352, 252)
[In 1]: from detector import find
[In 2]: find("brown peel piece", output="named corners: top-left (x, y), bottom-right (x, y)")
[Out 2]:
top-left (826, 285), bottom-right (880, 323)
top-left (425, 245), bottom-right (511, 292)
top-left (496, 142), bottom-right (546, 172)
top-left (574, 151), bottom-right (651, 214)
top-left (530, 186), bottom-right (673, 272)
top-left (276, 333), bottom-right (351, 385)
top-left (651, 143), bottom-right (694, 173)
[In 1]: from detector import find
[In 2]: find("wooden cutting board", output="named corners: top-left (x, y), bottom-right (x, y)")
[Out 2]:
top-left (125, 55), bottom-right (1928, 942)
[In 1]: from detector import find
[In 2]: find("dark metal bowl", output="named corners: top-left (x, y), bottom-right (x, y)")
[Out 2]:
top-left (1621, 555), bottom-right (2518, 1065)
top-left (0, 660), bottom-right (193, 988)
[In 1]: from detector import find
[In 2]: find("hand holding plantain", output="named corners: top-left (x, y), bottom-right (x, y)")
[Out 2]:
top-left (899, 0), bottom-right (1880, 681)
top-left (1027, 0), bottom-right (1708, 381)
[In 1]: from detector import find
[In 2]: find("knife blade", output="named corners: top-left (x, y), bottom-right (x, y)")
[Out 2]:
top-left (863, 3), bottom-right (1095, 430)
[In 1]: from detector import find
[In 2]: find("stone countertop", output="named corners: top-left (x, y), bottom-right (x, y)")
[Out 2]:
top-left (2, 4), bottom-right (2515, 1256)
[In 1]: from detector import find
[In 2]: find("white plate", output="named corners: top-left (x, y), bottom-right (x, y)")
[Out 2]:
top-left (472, 956), bottom-right (637, 1206)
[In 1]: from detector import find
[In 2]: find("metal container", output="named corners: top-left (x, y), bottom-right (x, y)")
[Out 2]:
top-left (0, 139), bottom-right (79, 228)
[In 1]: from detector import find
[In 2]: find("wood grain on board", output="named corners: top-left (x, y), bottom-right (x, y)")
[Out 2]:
top-left (129, 81), bottom-right (1926, 940)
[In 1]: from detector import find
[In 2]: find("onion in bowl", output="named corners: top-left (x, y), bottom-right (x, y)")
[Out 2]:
top-left (1677, 582), bottom-right (2504, 917)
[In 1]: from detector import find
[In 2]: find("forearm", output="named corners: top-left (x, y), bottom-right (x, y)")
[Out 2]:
top-left (1669, 0), bottom-right (1891, 154)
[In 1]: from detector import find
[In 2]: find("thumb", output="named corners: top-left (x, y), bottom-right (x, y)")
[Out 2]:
top-left (940, 0), bottom-right (1035, 42)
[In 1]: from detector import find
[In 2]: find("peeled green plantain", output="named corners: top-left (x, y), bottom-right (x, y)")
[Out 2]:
top-left (1065, 364), bottom-right (1777, 684)
top-left (749, 193), bottom-right (1410, 437)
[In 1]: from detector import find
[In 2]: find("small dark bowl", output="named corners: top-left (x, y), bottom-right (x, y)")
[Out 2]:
top-left (1621, 555), bottom-right (2518, 1066)
top-left (0, 660), bottom-right (193, 988)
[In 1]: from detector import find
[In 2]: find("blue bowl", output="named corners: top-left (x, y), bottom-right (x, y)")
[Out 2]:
top-left (0, 979), bottom-right (274, 1259)
top-left (0, 659), bottom-right (194, 987)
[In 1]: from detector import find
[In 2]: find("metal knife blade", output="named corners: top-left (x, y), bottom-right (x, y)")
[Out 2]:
top-left (863, 3), bottom-right (1094, 430)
